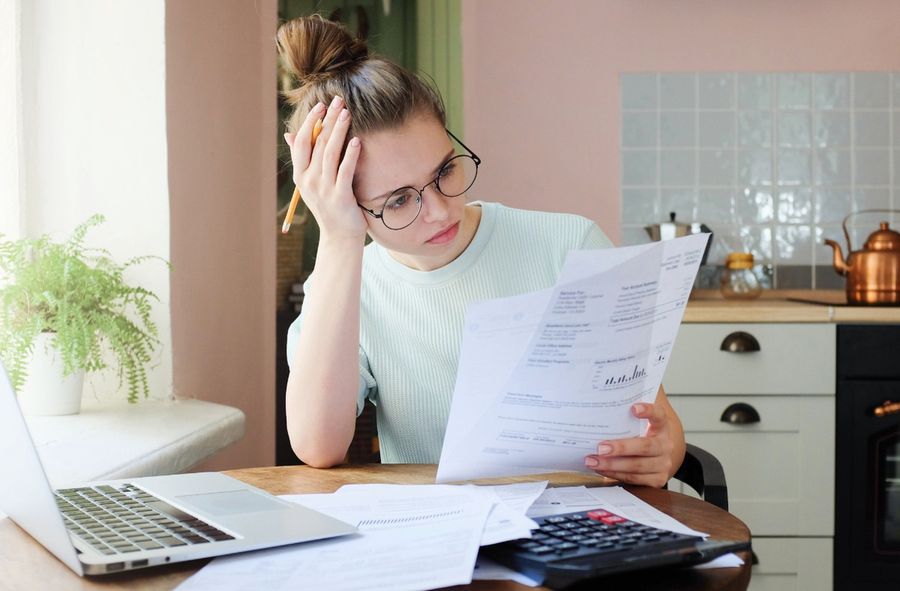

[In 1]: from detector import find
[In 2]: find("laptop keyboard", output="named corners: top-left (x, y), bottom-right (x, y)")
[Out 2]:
top-left (54, 483), bottom-right (235, 555)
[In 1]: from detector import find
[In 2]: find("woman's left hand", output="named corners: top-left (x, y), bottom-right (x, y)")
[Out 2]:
top-left (584, 402), bottom-right (675, 488)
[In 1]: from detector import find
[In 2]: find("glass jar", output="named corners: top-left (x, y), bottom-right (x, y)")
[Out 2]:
top-left (720, 252), bottom-right (762, 299)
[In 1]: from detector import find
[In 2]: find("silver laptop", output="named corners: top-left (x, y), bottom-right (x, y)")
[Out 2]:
top-left (0, 363), bottom-right (356, 575)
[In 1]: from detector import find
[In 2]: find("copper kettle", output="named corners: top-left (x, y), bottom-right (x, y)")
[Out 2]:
top-left (824, 209), bottom-right (900, 305)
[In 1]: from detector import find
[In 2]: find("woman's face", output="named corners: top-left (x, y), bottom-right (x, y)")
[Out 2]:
top-left (353, 113), bottom-right (480, 271)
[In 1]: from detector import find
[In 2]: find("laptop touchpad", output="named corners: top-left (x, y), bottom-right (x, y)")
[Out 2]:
top-left (176, 490), bottom-right (287, 516)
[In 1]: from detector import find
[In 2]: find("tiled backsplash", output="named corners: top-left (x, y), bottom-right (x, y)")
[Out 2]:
top-left (620, 72), bottom-right (900, 288)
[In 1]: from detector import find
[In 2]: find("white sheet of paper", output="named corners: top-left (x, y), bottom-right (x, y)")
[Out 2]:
top-left (176, 486), bottom-right (492, 591)
top-left (472, 556), bottom-right (541, 586)
top-left (324, 482), bottom-right (542, 546)
top-left (437, 234), bottom-right (709, 482)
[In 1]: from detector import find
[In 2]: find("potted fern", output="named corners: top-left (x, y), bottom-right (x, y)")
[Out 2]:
top-left (0, 215), bottom-right (164, 414)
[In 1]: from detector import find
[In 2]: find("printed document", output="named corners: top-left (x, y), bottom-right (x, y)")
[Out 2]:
top-left (177, 485), bottom-right (493, 591)
top-left (437, 234), bottom-right (709, 482)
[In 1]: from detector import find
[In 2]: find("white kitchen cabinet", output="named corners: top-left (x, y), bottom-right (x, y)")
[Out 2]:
top-left (664, 323), bottom-right (835, 395)
top-left (665, 323), bottom-right (835, 591)
top-left (748, 538), bottom-right (833, 591)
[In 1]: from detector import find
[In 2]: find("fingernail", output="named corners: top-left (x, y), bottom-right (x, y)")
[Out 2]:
top-left (283, 133), bottom-right (291, 143)
top-left (597, 443), bottom-right (613, 456)
top-left (585, 457), bottom-right (599, 468)
top-left (339, 109), bottom-right (350, 121)
top-left (331, 95), bottom-right (343, 107)
top-left (350, 137), bottom-right (360, 147)
top-left (633, 404), bottom-right (647, 415)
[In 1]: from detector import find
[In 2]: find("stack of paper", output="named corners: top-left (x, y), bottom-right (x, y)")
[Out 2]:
top-left (177, 480), bottom-right (740, 591)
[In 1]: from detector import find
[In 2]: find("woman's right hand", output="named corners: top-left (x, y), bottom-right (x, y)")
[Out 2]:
top-left (284, 95), bottom-right (367, 243)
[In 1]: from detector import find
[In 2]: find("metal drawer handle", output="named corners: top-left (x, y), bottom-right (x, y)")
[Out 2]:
top-left (720, 402), bottom-right (761, 425)
top-left (720, 331), bottom-right (761, 353)
top-left (874, 400), bottom-right (900, 418)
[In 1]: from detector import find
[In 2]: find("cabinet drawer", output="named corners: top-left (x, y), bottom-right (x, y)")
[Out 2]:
top-left (670, 395), bottom-right (834, 536)
top-left (748, 537), bottom-right (833, 591)
top-left (665, 323), bottom-right (835, 395)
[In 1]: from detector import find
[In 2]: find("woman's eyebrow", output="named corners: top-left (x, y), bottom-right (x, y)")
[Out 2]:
top-left (362, 148), bottom-right (456, 204)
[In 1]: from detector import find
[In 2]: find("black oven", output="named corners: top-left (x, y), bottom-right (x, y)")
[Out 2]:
top-left (835, 324), bottom-right (900, 590)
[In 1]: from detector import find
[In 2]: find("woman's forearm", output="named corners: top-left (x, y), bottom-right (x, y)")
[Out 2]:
top-left (286, 237), bottom-right (365, 467)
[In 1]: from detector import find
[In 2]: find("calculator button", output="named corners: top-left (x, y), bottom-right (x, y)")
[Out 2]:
top-left (586, 510), bottom-right (612, 520)
top-left (530, 546), bottom-right (556, 555)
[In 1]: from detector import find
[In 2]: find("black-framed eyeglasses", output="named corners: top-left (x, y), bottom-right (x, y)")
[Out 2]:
top-left (358, 129), bottom-right (481, 230)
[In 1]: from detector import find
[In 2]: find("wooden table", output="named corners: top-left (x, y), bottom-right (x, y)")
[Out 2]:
top-left (0, 465), bottom-right (752, 591)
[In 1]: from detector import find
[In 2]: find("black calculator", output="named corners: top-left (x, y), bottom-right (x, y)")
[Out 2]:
top-left (481, 508), bottom-right (749, 589)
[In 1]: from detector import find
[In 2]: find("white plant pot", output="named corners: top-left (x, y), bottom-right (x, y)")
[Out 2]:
top-left (18, 332), bottom-right (85, 416)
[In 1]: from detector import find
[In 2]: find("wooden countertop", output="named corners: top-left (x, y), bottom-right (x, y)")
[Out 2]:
top-left (684, 290), bottom-right (900, 323)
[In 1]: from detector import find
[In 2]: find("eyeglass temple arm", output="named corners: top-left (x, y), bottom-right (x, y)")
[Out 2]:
top-left (445, 128), bottom-right (480, 165)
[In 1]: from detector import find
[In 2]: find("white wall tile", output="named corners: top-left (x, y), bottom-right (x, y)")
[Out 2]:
top-left (622, 150), bottom-right (658, 186)
top-left (698, 149), bottom-right (734, 186)
top-left (621, 188), bottom-right (659, 223)
top-left (775, 225), bottom-right (813, 264)
top-left (736, 187), bottom-right (774, 223)
top-left (620, 225), bottom-right (654, 246)
top-left (738, 74), bottom-right (772, 109)
top-left (777, 111), bottom-right (811, 147)
top-left (660, 150), bottom-right (695, 185)
top-left (697, 188), bottom-right (735, 220)
top-left (738, 225), bottom-right (774, 261)
top-left (777, 148), bottom-right (812, 185)
top-left (814, 111), bottom-right (850, 147)
top-left (777, 187), bottom-right (813, 223)
top-left (699, 73), bottom-right (734, 109)
top-left (738, 111), bottom-right (772, 146)
top-left (622, 74), bottom-right (658, 109)
top-left (854, 149), bottom-right (891, 185)
top-left (894, 149), bottom-right (900, 186)
top-left (893, 73), bottom-right (900, 106)
top-left (698, 111), bottom-right (735, 147)
top-left (738, 149), bottom-right (773, 186)
top-left (622, 112), bottom-right (658, 147)
top-left (813, 73), bottom-right (850, 109)
top-left (660, 73), bottom-right (696, 109)
top-left (853, 72), bottom-right (890, 108)
top-left (853, 110), bottom-right (891, 147)
top-left (660, 188), bottom-right (699, 220)
top-left (814, 189), bottom-right (854, 224)
top-left (777, 73), bottom-right (811, 109)
top-left (815, 149), bottom-right (852, 186)
top-left (660, 111), bottom-right (696, 147)
top-left (855, 187), bottom-right (892, 211)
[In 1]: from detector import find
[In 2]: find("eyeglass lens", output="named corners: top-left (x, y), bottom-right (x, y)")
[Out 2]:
top-left (380, 155), bottom-right (478, 230)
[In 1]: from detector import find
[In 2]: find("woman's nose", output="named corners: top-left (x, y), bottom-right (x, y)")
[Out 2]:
top-left (419, 184), bottom-right (450, 223)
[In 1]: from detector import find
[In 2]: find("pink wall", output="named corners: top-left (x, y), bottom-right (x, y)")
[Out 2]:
top-left (167, 0), bottom-right (277, 470)
top-left (461, 0), bottom-right (900, 243)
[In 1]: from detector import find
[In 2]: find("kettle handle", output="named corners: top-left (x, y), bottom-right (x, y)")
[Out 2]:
top-left (841, 209), bottom-right (900, 252)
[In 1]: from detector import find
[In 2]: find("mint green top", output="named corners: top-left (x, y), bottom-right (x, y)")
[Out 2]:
top-left (287, 201), bottom-right (612, 464)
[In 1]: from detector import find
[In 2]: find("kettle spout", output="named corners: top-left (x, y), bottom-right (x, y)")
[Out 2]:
top-left (823, 238), bottom-right (849, 276)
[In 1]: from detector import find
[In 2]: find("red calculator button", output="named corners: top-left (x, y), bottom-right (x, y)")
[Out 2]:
top-left (600, 515), bottom-right (626, 525)
top-left (586, 510), bottom-right (612, 520)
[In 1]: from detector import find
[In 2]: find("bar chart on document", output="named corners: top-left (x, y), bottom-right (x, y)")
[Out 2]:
top-left (436, 233), bottom-right (709, 483)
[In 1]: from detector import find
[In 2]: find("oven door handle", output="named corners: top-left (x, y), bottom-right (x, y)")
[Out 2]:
top-left (873, 400), bottom-right (900, 417)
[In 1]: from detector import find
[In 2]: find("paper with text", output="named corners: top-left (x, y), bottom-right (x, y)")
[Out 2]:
top-left (437, 234), bottom-right (709, 482)
top-left (176, 485), bottom-right (493, 591)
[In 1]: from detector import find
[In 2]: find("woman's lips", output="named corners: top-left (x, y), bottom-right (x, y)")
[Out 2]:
top-left (426, 222), bottom-right (460, 245)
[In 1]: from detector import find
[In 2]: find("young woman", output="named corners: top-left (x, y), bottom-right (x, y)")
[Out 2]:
top-left (279, 15), bottom-right (684, 487)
